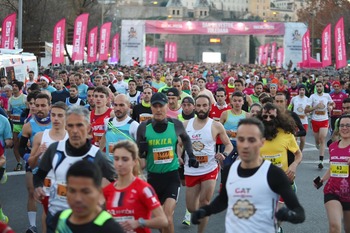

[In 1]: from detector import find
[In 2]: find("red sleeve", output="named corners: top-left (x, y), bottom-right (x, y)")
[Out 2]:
top-left (139, 180), bottom-right (161, 211)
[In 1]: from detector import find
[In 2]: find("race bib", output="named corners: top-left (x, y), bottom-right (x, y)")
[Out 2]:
top-left (153, 146), bottom-right (174, 164)
top-left (10, 115), bottom-right (20, 122)
top-left (330, 162), bottom-right (349, 178)
top-left (333, 109), bottom-right (342, 116)
top-left (195, 155), bottom-right (209, 166)
top-left (315, 110), bottom-right (326, 115)
top-left (108, 142), bottom-right (117, 158)
top-left (139, 114), bottom-right (153, 122)
top-left (93, 133), bottom-right (103, 146)
top-left (298, 115), bottom-right (306, 119)
top-left (43, 178), bottom-right (52, 194)
top-left (227, 131), bottom-right (237, 139)
top-left (262, 154), bottom-right (282, 167)
top-left (57, 182), bottom-right (67, 200)
top-left (114, 216), bottom-right (135, 222)
top-left (212, 117), bottom-right (220, 122)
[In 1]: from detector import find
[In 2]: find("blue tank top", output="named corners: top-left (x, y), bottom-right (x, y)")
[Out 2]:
top-left (105, 118), bottom-right (135, 161)
top-left (29, 118), bottom-right (52, 144)
top-left (223, 110), bottom-right (246, 141)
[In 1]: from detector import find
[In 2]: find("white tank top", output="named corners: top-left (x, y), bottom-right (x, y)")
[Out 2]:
top-left (41, 129), bottom-right (69, 196)
top-left (225, 160), bottom-right (279, 233)
top-left (184, 118), bottom-right (217, 176)
top-left (49, 140), bottom-right (99, 215)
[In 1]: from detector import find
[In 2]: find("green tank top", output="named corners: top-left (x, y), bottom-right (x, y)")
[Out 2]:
top-left (251, 94), bottom-right (260, 104)
top-left (145, 121), bottom-right (179, 173)
top-left (55, 209), bottom-right (112, 233)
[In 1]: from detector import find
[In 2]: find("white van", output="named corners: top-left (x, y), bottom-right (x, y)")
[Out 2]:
top-left (0, 49), bottom-right (38, 82)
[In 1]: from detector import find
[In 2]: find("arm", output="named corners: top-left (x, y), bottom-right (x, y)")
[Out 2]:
top-left (0, 155), bottom-right (5, 167)
top-left (28, 132), bottom-right (44, 168)
top-left (19, 122), bottom-right (31, 158)
top-left (219, 110), bottom-right (227, 125)
top-left (246, 95), bottom-right (253, 107)
top-left (99, 134), bottom-right (106, 151)
top-left (290, 112), bottom-right (306, 137)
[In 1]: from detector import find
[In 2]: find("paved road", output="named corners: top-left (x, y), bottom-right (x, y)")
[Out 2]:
top-left (1, 132), bottom-right (331, 232)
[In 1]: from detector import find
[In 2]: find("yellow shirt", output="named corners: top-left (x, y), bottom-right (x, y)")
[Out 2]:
top-left (260, 128), bottom-right (299, 171)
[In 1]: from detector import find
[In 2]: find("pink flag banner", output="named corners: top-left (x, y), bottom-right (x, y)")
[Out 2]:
top-left (270, 42), bottom-right (277, 62)
top-left (1, 13), bottom-right (17, 49)
top-left (302, 29), bottom-right (310, 63)
top-left (87, 27), bottom-right (98, 63)
top-left (152, 47), bottom-right (158, 64)
top-left (72, 13), bottom-right (89, 61)
top-left (52, 18), bottom-right (66, 65)
top-left (322, 24), bottom-right (332, 68)
top-left (111, 33), bottom-right (119, 63)
top-left (99, 22), bottom-right (112, 61)
top-left (276, 48), bottom-right (284, 68)
top-left (145, 46), bottom-right (152, 66)
top-left (170, 42), bottom-right (175, 62)
top-left (335, 17), bottom-right (347, 69)
top-left (258, 45), bottom-right (264, 65)
top-left (173, 42), bottom-right (178, 62)
top-left (262, 44), bottom-right (269, 65)
top-left (164, 41), bottom-right (169, 62)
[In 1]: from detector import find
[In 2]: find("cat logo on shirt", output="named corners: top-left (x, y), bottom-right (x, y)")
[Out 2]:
top-left (232, 199), bottom-right (256, 219)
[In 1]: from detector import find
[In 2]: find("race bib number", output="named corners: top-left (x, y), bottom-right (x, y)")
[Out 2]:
top-left (315, 110), bottom-right (326, 115)
top-left (43, 178), bottom-right (52, 194)
top-left (140, 114), bottom-right (153, 122)
top-left (10, 115), bottom-right (20, 122)
top-left (330, 162), bottom-right (349, 178)
top-left (227, 131), bottom-right (237, 139)
top-left (108, 142), bottom-right (117, 158)
top-left (333, 109), bottom-right (342, 116)
top-left (298, 115), bottom-right (306, 119)
top-left (57, 182), bottom-right (67, 200)
top-left (195, 155), bottom-right (209, 166)
top-left (93, 134), bottom-right (103, 146)
top-left (212, 117), bottom-right (220, 122)
top-left (262, 154), bottom-right (282, 167)
top-left (153, 146), bottom-right (174, 164)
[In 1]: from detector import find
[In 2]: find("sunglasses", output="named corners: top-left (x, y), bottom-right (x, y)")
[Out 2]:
top-left (262, 115), bottom-right (276, 120)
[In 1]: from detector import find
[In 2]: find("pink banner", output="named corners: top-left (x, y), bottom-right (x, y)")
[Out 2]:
top-left (145, 21), bottom-right (285, 35)
top-left (87, 27), bottom-right (98, 63)
top-left (276, 48), bottom-right (284, 68)
top-left (270, 42), bottom-right (277, 62)
top-left (170, 42), bottom-right (176, 62)
top-left (164, 41), bottom-right (169, 62)
top-left (258, 46), bottom-right (264, 65)
top-left (262, 44), bottom-right (269, 65)
top-left (152, 47), bottom-right (158, 64)
top-left (52, 18), bottom-right (66, 65)
top-left (173, 43), bottom-right (177, 62)
top-left (322, 24), bottom-right (332, 68)
top-left (145, 46), bottom-right (151, 66)
top-left (72, 13), bottom-right (89, 61)
top-left (335, 17), bottom-right (347, 69)
top-left (302, 29), bottom-right (310, 63)
top-left (111, 33), bottom-right (119, 63)
top-left (99, 22), bottom-right (112, 61)
top-left (1, 13), bottom-right (17, 49)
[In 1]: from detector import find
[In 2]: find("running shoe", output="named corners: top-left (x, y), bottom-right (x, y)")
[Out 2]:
top-left (0, 171), bottom-right (7, 184)
top-left (318, 162), bottom-right (324, 169)
top-left (0, 214), bottom-right (8, 224)
top-left (13, 163), bottom-right (22, 171)
top-left (26, 226), bottom-right (37, 233)
top-left (182, 209), bottom-right (191, 226)
top-left (316, 144), bottom-right (320, 150)
top-left (277, 226), bottom-right (283, 233)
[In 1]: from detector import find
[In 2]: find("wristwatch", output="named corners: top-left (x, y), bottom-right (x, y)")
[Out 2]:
top-left (138, 218), bottom-right (146, 228)
top-left (222, 152), bottom-right (228, 157)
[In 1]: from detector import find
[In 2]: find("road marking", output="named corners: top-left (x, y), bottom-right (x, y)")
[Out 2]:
top-left (304, 142), bottom-right (316, 146)
top-left (302, 148), bottom-right (318, 152)
top-left (302, 160), bottom-right (329, 164)
top-left (6, 171), bottom-right (25, 176)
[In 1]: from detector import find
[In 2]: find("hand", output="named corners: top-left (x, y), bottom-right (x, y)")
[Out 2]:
top-left (119, 220), bottom-right (139, 232)
top-left (34, 187), bottom-right (46, 203)
top-left (191, 208), bottom-right (206, 224)
top-left (188, 157), bottom-right (199, 168)
top-left (38, 143), bottom-right (47, 155)
top-left (215, 153), bottom-right (225, 162)
top-left (178, 157), bottom-right (184, 165)
top-left (275, 207), bottom-right (295, 222)
top-left (286, 163), bottom-right (297, 182)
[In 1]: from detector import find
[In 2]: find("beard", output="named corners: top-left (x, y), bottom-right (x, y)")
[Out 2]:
top-left (195, 110), bottom-right (209, 119)
top-left (263, 119), bottom-right (279, 140)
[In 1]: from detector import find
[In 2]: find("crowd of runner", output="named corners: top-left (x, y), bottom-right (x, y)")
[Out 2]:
top-left (1, 62), bottom-right (350, 232)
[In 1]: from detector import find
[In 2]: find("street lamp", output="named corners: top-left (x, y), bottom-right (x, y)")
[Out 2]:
top-left (98, 0), bottom-right (115, 25)
top-left (18, 0), bottom-right (23, 48)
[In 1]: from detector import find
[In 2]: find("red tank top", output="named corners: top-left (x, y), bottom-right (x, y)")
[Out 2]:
top-left (90, 108), bottom-right (112, 147)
